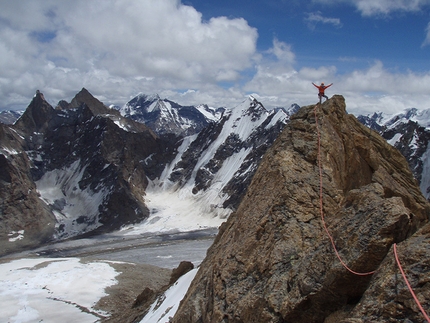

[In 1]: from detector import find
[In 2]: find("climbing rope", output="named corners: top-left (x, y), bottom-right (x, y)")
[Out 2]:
top-left (313, 103), bottom-right (430, 321)
top-left (313, 104), bottom-right (375, 276)
top-left (393, 243), bottom-right (430, 322)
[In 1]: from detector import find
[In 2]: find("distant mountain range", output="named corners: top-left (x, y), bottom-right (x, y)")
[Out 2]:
top-left (117, 93), bottom-right (225, 137)
top-left (0, 89), bottom-right (294, 255)
top-left (0, 110), bottom-right (23, 124)
top-left (3, 97), bottom-right (430, 200)
top-left (2, 89), bottom-right (430, 255)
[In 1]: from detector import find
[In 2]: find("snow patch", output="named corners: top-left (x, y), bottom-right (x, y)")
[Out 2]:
top-left (0, 258), bottom-right (118, 323)
top-left (113, 120), bottom-right (130, 132)
top-left (139, 268), bottom-right (198, 323)
top-left (387, 133), bottom-right (402, 146)
top-left (8, 230), bottom-right (24, 242)
top-left (1, 147), bottom-right (19, 156)
top-left (35, 160), bottom-right (110, 239)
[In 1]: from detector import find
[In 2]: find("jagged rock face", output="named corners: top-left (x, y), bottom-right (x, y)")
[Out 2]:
top-left (173, 95), bottom-right (430, 322)
top-left (383, 121), bottom-right (430, 187)
top-left (2, 90), bottom-right (176, 246)
top-left (338, 222), bottom-right (430, 323)
top-left (0, 122), bottom-right (56, 255)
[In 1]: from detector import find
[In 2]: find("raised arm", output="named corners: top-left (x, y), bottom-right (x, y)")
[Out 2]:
top-left (325, 83), bottom-right (333, 88)
top-left (312, 82), bottom-right (319, 88)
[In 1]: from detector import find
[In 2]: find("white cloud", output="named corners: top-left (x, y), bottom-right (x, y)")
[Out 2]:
top-left (353, 0), bottom-right (430, 16)
top-left (314, 0), bottom-right (430, 16)
top-left (305, 11), bottom-right (343, 29)
top-left (0, 0), bottom-right (258, 109)
top-left (1, 0), bottom-right (430, 117)
top-left (244, 46), bottom-right (430, 115)
top-left (422, 22), bottom-right (430, 47)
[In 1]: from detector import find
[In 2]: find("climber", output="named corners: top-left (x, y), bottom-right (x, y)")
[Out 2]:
top-left (312, 82), bottom-right (333, 103)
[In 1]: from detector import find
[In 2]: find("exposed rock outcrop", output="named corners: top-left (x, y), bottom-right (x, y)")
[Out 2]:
top-left (0, 121), bottom-right (56, 255)
top-left (173, 95), bottom-right (430, 322)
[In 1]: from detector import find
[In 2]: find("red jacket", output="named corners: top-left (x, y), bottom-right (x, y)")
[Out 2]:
top-left (313, 83), bottom-right (332, 94)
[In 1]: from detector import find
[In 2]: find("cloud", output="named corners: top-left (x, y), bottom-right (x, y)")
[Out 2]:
top-left (0, 0), bottom-right (258, 109)
top-left (314, 0), bottom-right (430, 16)
top-left (305, 11), bottom-right (343, 30)
top-left (422, 22), bottom-right (430, 47)
top-left (244, 45), bottom-right (430, 115)
top-left (353, 0), bottom-right (430, 16)
top-left (1, 0), bottom-right (430, 118)
top-left (244, 39), bottom-right (337, 107)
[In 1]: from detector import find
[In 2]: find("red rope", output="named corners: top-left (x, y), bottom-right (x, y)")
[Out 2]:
top-left (313, 104), bottom-right (430, 321)
top-left (314, 105), bottom-right (375, 276)
top-left (393, 243), bottom-right (430, 322)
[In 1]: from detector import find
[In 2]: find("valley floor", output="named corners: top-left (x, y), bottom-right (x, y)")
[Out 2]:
top-left (0, 230), bottom-right (216, 323)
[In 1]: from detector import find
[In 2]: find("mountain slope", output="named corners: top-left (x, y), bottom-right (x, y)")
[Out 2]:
top-left (358, 107), bottom-right (430, 200)
top-left (0, 120), bottom-right (56, 255)
top-left (173, 95), bottom-right (430, 322)
top-left (150, 96), bottom-right (292, 220)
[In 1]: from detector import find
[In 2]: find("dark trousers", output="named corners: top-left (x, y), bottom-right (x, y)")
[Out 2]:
top-left (318, 93), bottom-right (328, 103)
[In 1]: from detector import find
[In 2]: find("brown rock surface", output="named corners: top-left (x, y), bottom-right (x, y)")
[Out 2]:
top-left (173, 95), bottom-right (430, 322)
top-left (0, 116), bottom-right (56, 255)
top-left (95, 262), bottom-right (171, 323)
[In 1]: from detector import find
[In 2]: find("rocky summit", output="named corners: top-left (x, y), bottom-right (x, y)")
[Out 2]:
top-left (173, 95), bottom-right (430, 322)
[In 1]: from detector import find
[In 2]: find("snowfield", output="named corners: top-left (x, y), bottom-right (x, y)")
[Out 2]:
top-left (0, 258), bottom-right (118, 323)
top-left (120, 185), bottom-right (226, 235)
top-left (0, 257), bottom-right (202, 323)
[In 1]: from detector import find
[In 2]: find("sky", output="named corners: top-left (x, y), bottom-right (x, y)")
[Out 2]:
top-left (1, 0), bottom-right (430, 114)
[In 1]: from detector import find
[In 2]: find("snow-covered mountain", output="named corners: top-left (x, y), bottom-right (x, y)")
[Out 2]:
top-left (0, 110), bottom-right (23, 124)
top-left (0, 89), bottom-right (294, 255)
top-left (358, 107), bottom-right (430, 199)
top-left (117, 93), bottom-right (225, 137)
top-left (150, 95), bottom-right (293, 218)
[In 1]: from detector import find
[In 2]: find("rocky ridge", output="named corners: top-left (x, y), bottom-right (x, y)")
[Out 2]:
top-left (173, 95), bottom-right (430, 322)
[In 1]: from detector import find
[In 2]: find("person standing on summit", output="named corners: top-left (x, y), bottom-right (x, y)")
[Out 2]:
top-left (312, 82), bottom-right (333, 103)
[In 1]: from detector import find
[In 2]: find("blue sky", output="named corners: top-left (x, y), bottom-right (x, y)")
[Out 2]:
top-left (1, 0), bottom-right (430, 115)
top-left (189, 0), bottom-right (430, 72)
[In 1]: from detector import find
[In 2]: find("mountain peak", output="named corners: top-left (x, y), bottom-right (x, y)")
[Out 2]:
top-left (14, 90), bottom-right (54, 133)
top-left (173, 95), bottom-right (430, 322)
top-left (119, 93), bottom-right (217, 137)
top-left (68, 88), bottom-right (111, 115)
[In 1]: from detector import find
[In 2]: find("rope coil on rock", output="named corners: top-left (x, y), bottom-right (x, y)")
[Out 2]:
top-left (313, 103), bottom-right (430, 321)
